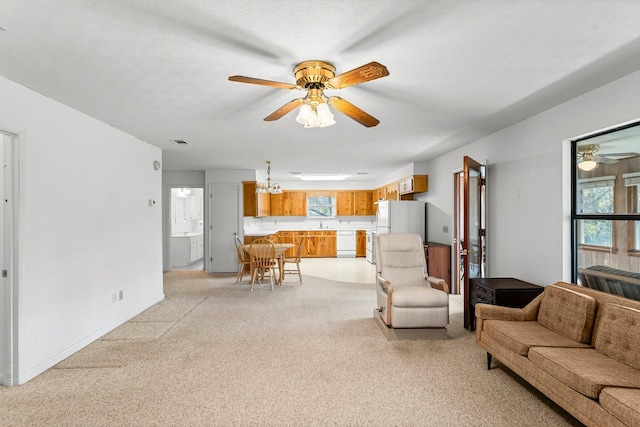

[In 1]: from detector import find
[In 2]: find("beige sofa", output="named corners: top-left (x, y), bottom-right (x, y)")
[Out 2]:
top-left (475, 281), bottom-right (640, 427)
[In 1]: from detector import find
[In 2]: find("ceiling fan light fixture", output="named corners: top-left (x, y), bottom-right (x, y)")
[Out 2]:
top-left (578, 160), bottom-right (597, 171)
top-left (296, 104), bottom-right (313, 124)
top-left (316, 103), bottom-right (336, 127)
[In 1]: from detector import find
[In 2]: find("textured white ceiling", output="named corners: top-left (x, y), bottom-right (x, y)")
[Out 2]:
top-left (2, 0), bottom-right (640, 182)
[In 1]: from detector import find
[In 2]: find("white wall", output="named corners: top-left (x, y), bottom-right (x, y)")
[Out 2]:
top-left (422, 69), bottom-right (640, 286)
top-left (0, 75), bottom-right (164, 384)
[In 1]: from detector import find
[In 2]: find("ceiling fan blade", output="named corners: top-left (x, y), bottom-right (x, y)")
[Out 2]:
top-left (594, 157), bottom-right (617, 164)
top-left (228, 76), bottom-right (299, 90)
top-left (328, 97), bottom-right (380, 127)
top-left (264, 98), bottom-right (305, 121)
top-left (325, 62), bottom-right (389, 89)
top-left (602, 152), bottom-right (640, 159)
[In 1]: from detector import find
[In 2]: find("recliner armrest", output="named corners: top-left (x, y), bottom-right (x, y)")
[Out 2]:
top-left (376, 275), bottom-right (390, 292)
top-left (426, 276), bottom-right (449, 294)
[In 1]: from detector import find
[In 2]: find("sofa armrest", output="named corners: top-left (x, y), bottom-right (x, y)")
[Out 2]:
top-left (475, 293), bottom-right (544, 341)
top-left (427, 276), bottom-right (450, 294)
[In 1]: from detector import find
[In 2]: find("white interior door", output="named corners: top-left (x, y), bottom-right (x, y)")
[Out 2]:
top-left (207, 184), bottom-right (241, 273)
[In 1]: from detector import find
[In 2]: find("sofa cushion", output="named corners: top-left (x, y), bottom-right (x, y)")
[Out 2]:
top-left (391, 286), bottom-right (448, 308)
top-left (537, 285), bottom-right (596, 343)
top-left (483, 320), bottom-right (591, 356)
top-left (528, 347), bottom-right (640, 399)
top-left (600, 387), bottom-right (640, 427)
top-left (594, 303), bottom-right (640, 370)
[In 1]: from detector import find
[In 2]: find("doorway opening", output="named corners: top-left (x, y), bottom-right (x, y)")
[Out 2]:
top-left (169, 187), bottom-right (204, 270)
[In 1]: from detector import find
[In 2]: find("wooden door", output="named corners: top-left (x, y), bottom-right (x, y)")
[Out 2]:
top-left (462, 156), bottom-right (486, 329)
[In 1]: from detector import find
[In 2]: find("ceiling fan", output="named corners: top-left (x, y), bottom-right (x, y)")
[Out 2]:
top-left (577, 143), bottom-right (640, 171)
top-left (228, 60), bottom-right (389, 128)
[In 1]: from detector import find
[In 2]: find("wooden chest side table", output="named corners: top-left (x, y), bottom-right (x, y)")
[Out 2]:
top-left (468, 277), bottom-right (544, 331)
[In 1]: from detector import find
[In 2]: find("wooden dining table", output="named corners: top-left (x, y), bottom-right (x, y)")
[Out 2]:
top-left (242, 243), bottom-right (294, 285)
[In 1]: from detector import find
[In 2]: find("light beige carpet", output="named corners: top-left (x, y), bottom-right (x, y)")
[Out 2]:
top-left (0, 271), bottom-right (582, 426)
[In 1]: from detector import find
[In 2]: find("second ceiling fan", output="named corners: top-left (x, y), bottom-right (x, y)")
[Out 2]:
top-left (229, 60), bottom-right (389, 128)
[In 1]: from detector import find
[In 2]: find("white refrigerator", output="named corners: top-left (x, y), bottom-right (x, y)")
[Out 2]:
top-left (376, 200), bottom-right (426, 239)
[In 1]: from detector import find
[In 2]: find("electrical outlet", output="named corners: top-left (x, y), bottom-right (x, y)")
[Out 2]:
top-left (119, 290), bottom-right (124, 300)
top-left (112, 292), bottom-right (118, 303)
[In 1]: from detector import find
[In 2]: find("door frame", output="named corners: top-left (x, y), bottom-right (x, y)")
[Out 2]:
top-left (163, 184), bottom-right (205, 271)
top-left (455, 156), bottom-right (487, 330)
top-left (0, 127), bottom-right (20, 386)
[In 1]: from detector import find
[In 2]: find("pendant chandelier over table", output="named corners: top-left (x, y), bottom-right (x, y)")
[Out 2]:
top-left (256, 161), bottom-right (282, 194)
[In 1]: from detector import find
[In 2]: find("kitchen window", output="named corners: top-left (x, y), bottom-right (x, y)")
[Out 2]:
top-left (307, 195), bottom-right (335, 217)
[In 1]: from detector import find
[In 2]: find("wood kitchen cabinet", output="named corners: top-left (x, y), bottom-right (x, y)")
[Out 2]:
top-left (385, 182), bottom-right (398, 201)
top-left (354, 191), bottom-right (373, 215)
top-left (270, 192), bottom-right (285, 216)
top-left (270, 191), bottom-right (307, 216)
top-left (336, 191), bottom-right (355, 216)
top-left (306, 230), bottom-right (337, 257)
top-left (425, 242), bottom-right (451, 292)
top-left (286, 191), bottom-right (307, 216)
top-left (399, 175), bottom-right (428, 200)
top-left (336, 191), bottom-right (373, 216)
top-left (242, 181), bottom-right (270, 217)
top-left (276, 231), bottom-right (306, 258)
top-left (356, 230), bottom-right (367, 257)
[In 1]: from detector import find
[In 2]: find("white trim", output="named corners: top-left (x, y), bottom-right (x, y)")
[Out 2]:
top-left (0, 129), bottom-right (19, 386)
top-left (577, 175), bottom-right (616, 189)
top-left (623, 172), bottom-right (640, 186)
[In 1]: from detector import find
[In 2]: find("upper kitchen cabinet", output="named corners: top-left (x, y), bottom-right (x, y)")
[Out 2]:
top-left (354, 191), bottom-right (373, 215)
top-left (399, 175), bottom-right (428, 200)
top-left (336, 191), bottom-right (355, 216)
top-left (243, 181), bottom-right (270, 217)
top-left (270, 191), bottom-right (307, 216)
top-left (270, 192), bottom-right (285, 216)
top-left (285, 191), bottom-right (307, 216)
top-left (336, 190), bottom-right (373, 216)
top-left (386, 182), bottom-right (399, 201)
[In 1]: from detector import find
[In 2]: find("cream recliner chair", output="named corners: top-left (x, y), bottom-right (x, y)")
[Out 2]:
top-left (374, 233), bottom-right (449, 340)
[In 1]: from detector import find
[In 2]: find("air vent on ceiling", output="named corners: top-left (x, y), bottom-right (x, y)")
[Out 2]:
top-left (171, 139), bottom-right (189, 145)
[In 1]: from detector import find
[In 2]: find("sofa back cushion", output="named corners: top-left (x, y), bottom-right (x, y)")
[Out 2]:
top-left (537, 285), bottom-right (596, 343)
top-left (594, 303), bottom-right (640, 370)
